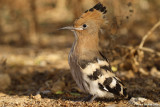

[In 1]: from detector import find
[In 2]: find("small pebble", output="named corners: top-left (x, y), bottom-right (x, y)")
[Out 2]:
top-left (129, 97), bottom-right (159, 106)
top-left (32, 94), bottom-right (41, 100)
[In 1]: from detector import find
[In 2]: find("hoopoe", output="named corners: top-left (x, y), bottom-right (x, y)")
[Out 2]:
top-left (61, 2), bottom-right (128, 102)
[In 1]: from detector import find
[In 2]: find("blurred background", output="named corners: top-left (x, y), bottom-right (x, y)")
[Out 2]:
top-left (0, 0), bottom-right (160, 106)
top-left (0, 0), bottom-right (159, 47)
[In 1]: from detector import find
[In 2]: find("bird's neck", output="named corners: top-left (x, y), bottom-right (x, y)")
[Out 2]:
top-left (72, 32), bottom-right (100, 59)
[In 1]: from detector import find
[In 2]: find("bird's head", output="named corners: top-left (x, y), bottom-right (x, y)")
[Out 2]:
top-left (60, 2), bottom-right (107, 36)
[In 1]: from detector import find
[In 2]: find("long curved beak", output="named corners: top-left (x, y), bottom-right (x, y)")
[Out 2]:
top-left (59, 26), bottom-right (83, 31)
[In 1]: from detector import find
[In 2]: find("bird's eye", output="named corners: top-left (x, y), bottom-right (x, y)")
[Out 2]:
top-left (82, 24), bottom-right (87, 28)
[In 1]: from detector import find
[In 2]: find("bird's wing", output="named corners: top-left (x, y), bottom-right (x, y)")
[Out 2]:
top-left (78, 52), bottom-right (128, 97)
top-left (69, 55), bottom-right (91, 92)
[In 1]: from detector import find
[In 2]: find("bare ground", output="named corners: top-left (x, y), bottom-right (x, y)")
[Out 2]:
top-left (0, 32), bottom-right (160, 107)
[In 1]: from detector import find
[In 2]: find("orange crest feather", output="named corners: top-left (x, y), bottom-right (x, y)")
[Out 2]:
top-left (74, 2), bottom-right (107, 27)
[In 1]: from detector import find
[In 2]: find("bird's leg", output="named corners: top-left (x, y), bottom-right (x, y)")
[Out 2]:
top-left (82, 94), bottom-right (97, 102)
top-left (88, 95), bottom-right (97, 102)
top-left (82, 95), bottom-right (93, 101)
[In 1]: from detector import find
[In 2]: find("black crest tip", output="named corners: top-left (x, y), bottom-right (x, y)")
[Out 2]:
top-left (84, 2), bottom-right (107, 14)
top-left (103, 10), bottom-right (107, 14)
top-left (84, 10), bottom-right (88, 13)
top-left (93, 2), bottom-right (107, 14)
top-left (89, 8), bottom-right (94, 12)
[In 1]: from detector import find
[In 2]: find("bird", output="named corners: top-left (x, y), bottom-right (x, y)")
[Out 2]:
top-left (60, 2), bottom-right (128, 102)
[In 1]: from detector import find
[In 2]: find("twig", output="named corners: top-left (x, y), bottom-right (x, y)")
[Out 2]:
top-left (139, 47), bottom-right (160, 56)
top-left (118, 45), bottom-right (133, 49)
top-left (118, 45), bottom-right (160, 56)
top-left (139, 20), bottom-right (160, 49)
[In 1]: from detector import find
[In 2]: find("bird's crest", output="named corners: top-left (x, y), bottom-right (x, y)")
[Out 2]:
top-left (74, 2), bottom-right (107, 27)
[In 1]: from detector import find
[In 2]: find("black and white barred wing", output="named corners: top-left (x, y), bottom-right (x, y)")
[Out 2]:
top-left (79, 58), bottom-right (127, 98)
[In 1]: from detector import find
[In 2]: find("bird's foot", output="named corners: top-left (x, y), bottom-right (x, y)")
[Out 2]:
top-left (81, 95), bottom-right (97, 102)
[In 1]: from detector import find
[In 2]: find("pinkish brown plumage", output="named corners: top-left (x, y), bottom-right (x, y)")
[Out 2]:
top-left (61, 2), bottom-right (128, 102)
